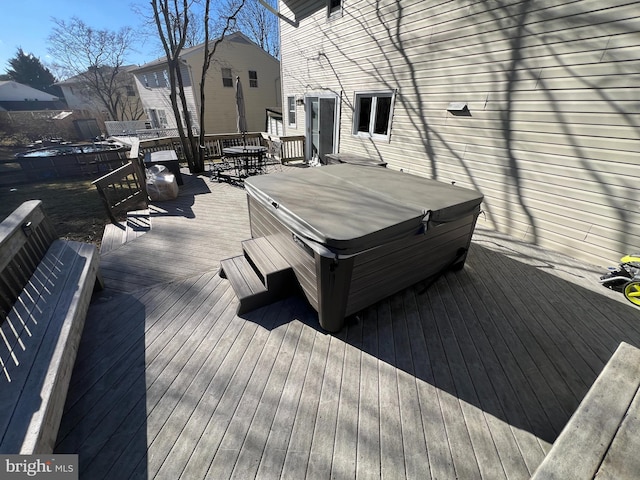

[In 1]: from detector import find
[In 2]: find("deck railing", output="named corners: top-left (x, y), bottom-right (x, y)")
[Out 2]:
top-left (136, 127), bottom-right (200, 140)
top-left (137, 132), bottom-right (306, 165)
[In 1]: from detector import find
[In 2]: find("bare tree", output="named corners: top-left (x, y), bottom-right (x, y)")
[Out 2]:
top-left (234, 0), bottom-right (279, 57)
top-left (199, 0), bottom-right (245, 168)
top-left (151, 0), bottom-right (245, 173)
top-left (151, 0), bottom-right (202, 172)
top-left (48, 17), bottom-right (144, 121)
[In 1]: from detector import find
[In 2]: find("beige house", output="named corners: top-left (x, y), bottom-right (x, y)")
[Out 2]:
top-left (132, 32), bottom-right (281, 135)
top-left (278, 0), bottom-right (640, 267)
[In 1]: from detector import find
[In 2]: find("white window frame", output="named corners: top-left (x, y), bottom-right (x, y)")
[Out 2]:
top-left (327, 0), bottom-right (342, 17)
top-left (352, 90), bottom-right (396, 141)
top-left (287, 96), bottom-right (296, 127)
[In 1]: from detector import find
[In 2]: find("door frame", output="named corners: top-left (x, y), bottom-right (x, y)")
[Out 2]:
top-left (304, 93), bottom-right (340, 162)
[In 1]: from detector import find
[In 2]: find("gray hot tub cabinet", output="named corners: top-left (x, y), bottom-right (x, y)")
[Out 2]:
top-left (243, 164), bottom-right (484, 332)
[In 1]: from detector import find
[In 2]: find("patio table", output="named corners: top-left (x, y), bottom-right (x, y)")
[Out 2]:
top-left (222, 146), bottom-right (267, 180)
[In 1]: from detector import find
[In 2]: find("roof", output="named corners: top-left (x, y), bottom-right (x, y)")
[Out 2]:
top-left (56, 65), bottom-right (139, 85)
top-left (130, 32), bottom-right (277, 73)
top-left (0, 81), bottom-right (59, 101)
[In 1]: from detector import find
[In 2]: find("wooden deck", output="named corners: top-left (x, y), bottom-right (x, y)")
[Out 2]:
top-left (55, 170), bottom-right (640, 479)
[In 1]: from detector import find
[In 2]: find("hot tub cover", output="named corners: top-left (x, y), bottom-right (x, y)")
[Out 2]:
top-left (244, 164), bottom-right (483, 255)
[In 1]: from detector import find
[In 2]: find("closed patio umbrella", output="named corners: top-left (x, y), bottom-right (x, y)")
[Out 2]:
top-left (235, 76), bottom-right (248, 144)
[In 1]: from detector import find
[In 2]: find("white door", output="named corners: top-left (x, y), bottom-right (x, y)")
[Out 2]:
top-left (306, 96), bottom-right (337, 163)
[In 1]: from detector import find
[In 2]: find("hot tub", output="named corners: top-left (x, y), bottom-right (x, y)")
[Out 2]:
top-left (244, 164), bottom-right (484, 331)
top-left (15, 142), bottom-right (130, 181)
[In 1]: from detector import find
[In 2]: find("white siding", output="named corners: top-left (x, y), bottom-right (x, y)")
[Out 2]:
top-left (134, 64), bottom-right (197, 130)
top-left (279, 0), bottom-right (640, 266)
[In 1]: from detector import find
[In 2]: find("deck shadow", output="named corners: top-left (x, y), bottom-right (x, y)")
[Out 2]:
top-left (247, 241), bottom-right (640, 445)
top-left (55, 292), bottom-right (149, 479)
top-left (149, 174), bottom-right (212, 219)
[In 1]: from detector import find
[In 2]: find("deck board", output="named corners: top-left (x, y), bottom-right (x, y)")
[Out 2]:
top-left (55, 170), bottom-right (640, 479)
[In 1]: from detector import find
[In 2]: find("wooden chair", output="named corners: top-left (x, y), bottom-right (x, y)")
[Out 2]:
top-left (92, 160), bottom-right (148, 223)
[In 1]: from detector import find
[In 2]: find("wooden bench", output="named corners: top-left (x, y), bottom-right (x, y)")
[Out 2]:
top-left (532, 341), bottom-right (640, 479)
top-left (0, 200), bottom-right (103, 454)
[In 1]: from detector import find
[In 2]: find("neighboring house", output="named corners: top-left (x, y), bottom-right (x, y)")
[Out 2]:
top-left (266, 107), bottom-right (283, 136)
top-left (277, 0), bottom-right (640, 267)
top-left (0, 81), bottom-right (65, 111)
top-left (56, 66), bottom-right (145, 121)
top-left (131, 32), bottom-right (281, 135)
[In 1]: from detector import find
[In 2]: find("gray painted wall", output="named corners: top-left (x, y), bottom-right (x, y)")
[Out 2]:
top-left (279, 0), bottom-right (640, 267)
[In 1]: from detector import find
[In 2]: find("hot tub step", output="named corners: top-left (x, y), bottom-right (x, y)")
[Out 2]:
top-left (241, 237), bottom-right (294, 290)
top-left (220, 255), bottom-right (270, 314)
top-left (221, 237), bottom-right (297, 315)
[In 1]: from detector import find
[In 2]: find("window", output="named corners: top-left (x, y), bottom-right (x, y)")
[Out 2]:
top-left (353, 91), bottom-right (395, 140)
top-left (126, 85), bottom-right (136, 96)
top-left (328, 0), bottom-right (341, 16)
top-left (249, 70), bottom-right (258, 88)
top-left (163, 70), bottom-right (170, 88)
top-left (287, 96), bottom-right (296, 126)
top-left (222, 68), bottom-right (233, 87)
top-left (153, 72), bottom-right (160, 87)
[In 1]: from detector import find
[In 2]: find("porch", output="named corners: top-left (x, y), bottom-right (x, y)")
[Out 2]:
top-left (55, 168), bottom-right (640, 479)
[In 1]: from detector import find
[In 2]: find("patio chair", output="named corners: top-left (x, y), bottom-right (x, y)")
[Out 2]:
top-left (203, 143), bottom-right (233, 181)
top-left (264, 136), bottom-right (283, 173)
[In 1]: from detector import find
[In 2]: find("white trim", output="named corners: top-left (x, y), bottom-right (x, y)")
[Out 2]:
top-left (287, 96), bottom-right (297, 127)
top-left (304, 92), bottom-right (340, 161)
top-left (352, 89), bottom-right (396, 142)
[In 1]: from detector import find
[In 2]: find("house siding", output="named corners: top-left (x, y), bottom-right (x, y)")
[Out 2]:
top-left (134, 64), bottom-right (197, 130)
top-left (184, 36), bottom-right (281, 134)
top-left (279, 0), bottom-right (640, 266)
top-left (133, 33), bottom-right (280, 135)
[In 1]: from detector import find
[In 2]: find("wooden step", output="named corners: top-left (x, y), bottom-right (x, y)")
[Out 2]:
top-left (100, 209), bottom-right (151, 255)
top-left (221, 237), bottom-right (297, 315)
top-left (220, 255), bottom-right (270, 315)
top-left (241, 236), bottom-right (293, 289)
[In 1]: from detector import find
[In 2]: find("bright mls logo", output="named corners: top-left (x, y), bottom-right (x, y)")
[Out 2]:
top-left (0, 455), bottom-right (77, 480)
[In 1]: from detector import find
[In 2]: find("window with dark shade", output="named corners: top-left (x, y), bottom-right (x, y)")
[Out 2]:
top-left (357, 97), bottom-right (372, 133)
top-left (287, 96), bottom-right (296, 126)
top-left (373, 96), bottom-right (392, 135)
top-left (249, 70), bottom-right (258, 88)
top-left (222, 68), bottom-right (233, 87)
top-left (329, 0), bottom-right (341, 15)
top-left (353, 91), bottom-right (395, 141)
